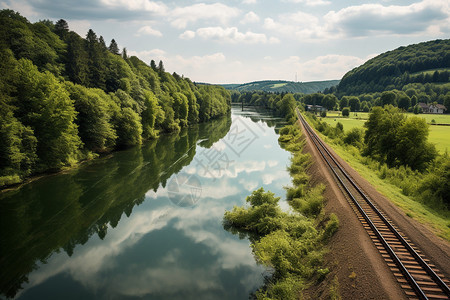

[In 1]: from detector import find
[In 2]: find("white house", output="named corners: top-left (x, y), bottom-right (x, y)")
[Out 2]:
top-left (418, 103), bottom-right (447, 114)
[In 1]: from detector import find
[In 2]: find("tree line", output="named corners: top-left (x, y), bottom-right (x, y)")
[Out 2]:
top-left (0, 10), bottom-right (231, 187)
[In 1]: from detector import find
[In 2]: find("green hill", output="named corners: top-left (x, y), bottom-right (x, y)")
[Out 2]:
top-left (337, 39), bottom-right (450, 95)
top-left (221, 80), bottom-right (340, 94)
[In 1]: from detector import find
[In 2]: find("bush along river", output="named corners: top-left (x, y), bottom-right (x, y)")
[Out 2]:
top-left (0, 106), bottom-right (292, 300)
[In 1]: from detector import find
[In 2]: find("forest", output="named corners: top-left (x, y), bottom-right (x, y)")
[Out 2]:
top-left (334, 39), bottom-right (450, 96)
top-left (0, 10), bottom-right (231, 187)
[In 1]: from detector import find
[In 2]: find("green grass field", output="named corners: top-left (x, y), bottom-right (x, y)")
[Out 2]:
top-left (321, 111), bottom-right (450, 153)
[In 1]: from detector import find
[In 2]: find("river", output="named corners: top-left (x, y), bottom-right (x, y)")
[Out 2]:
top-left (0, 106), bottom-right (292, 300)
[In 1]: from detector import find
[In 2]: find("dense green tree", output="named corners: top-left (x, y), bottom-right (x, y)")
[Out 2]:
top-left (342, 107), bottom-right (350, 117)
top-left (364, 105), bottom-right (436, 170)
top-left (54, 19), bottom-right (69, 38)
top-left (108, 39), bottom-right (119, 55)
top-left (85, 29), bottom-right (106, 89)
top-left (0, 101), bottom-right (37, 183)
top-left (395, 117), bottom-right (437, 170)
top-left (150, 59), bottom-right (157, 70)
top-left (339, 97), bottom-right (349, 110)
top-left (65, 32), bottom-right (89, 85)
top-left (65, 82), bottom-right (117, 152)
top-left (14, 59), bottom-right (82, 170)
top-left (323, 94), bottom-right (338, 110)
top-left (348, 96), bottom-right (360, 112)
top-left (397, 94), bottom-right (411, 110)
top-left (141, 90), bottom-right (164, 139)
top-left (277, 94), bottom-right (296, 119)
top-left (381, 91), bottom-right (397, 106)
top-left (114, 107), bottom-right (142, 147)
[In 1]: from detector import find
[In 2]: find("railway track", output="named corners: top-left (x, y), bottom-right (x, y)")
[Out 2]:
top-left (296, 108), bottom-right (450, 300)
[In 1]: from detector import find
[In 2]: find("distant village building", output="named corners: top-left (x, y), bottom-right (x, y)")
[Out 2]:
top-left (418, 103), bottom-right (447, 114)
top-left (305, 105), bottom-right (327, 113)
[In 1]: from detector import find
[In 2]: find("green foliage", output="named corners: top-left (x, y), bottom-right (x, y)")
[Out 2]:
top-left (290, 184), bottom-right (325, 218)
top-left (65, 82), bottom-right (117, 152)
top-left (343, 127), bottom-right (365, 149)
top-left (14, 59), bottom-right (82, 170)
top-left (0, 10), bottom-right (231, 186)
top-left (338, 39), bottom-right (450, 95)
top-left (364, 106), bottom-right (437, 170)
top-left (224, 121), bottom-right (339, 299)
top-left (323, 213), bottom-right (339, 241)
top-left (417, 156), bottom-right (450, 208)
top-left (341, 107), bottom-right (350, 117)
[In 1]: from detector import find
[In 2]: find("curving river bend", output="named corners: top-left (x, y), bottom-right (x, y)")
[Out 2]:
top-left (0, 106), bottom-right (292, 300)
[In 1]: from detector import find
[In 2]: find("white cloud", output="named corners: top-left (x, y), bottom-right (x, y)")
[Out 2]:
top-left (195, 27), bottom-right (278, 44)
top-left (136, 25), bottom-right (162, 37)
top-left (179, 30), bottom-right (196, 40)
top-left (128, 49), bottom-right (167, 63)
top-left (324, 0), bottom-right (450, 37)
top-left (169, 3), bottom-right (241, 29)
top-left (0, 0), bottom-right (38, 17)
top-left (68, 20), bottom-right (92, 37)
top-left (266, 0), bottom-right (450, 40)
top-left (267, 160), bottom-right (278, 167)
top-left (239, 179), bottom-right (258, 191)
top-left (283, 0), bottom-right (330, 6)
top-left (243, 0), bottom-right (257, 4)
top-left (241, 11), bottom-right (260, 24)
top-left (100, 0), bottom-right (168, 13)
top-left (282, 54), bottom-right (374, 81)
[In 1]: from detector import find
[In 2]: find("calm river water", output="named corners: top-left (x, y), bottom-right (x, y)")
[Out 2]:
top-left (0, 106), bottom-right (292, 300)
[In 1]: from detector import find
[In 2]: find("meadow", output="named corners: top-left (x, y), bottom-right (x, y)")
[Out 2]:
top-left (321, 111), bottom-right (450, 153)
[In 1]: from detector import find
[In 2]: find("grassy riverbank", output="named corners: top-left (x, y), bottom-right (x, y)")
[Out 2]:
top-left (223, 123), bottom-right (339, 299)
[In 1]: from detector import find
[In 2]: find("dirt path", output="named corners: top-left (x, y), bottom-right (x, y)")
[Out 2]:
top-left (296, 118), bottom-right (450, 299)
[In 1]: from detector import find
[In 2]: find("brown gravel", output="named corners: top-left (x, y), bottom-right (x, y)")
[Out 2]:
top-left (296, 118), bottom-right (450, 300)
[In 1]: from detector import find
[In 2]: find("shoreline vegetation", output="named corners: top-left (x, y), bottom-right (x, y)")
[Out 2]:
top-left (0, 10), bottom-right (231, 188)
top-left (223, 107), bottom-right (339, 299)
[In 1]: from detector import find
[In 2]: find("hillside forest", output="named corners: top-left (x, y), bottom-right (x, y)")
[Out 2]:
top-left (0, 10), bottom-right (230, 187)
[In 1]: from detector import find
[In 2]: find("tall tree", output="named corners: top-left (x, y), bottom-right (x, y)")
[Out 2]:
top-left (54, 19), bottom-right (69, 38)
top-left (150, 59), bottom-right (157, 70)
top-left (108, 39), bottom-right (119, 55)
top-left (85, 29), bottom-right (106, 89)
top-left (65, 32), bottom-right (89, 85)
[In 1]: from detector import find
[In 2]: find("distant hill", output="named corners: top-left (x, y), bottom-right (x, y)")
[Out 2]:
top-left (337, 39), bottom-right (450, 95)
top-left (220, 80), bottom-right (340, 94)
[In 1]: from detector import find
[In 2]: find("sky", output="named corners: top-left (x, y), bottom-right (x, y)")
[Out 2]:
top-left (1, 0), bottom-right (449, 84)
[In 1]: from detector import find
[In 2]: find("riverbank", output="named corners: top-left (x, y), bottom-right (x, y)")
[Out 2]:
top-left (223, 120), bottom-right (339, 299)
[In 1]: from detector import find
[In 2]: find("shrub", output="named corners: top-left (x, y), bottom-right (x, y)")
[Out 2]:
top-left (342, 107), bottom-right (350, 117)
top-left (323, 213), bottom-right (339, 241)
top-left (343, 128), bottom-right (365, 148)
